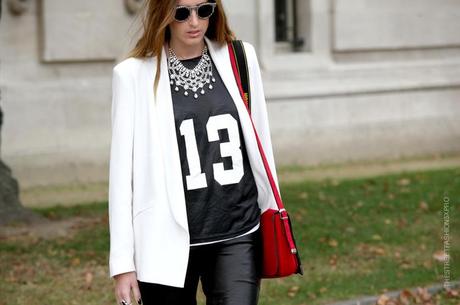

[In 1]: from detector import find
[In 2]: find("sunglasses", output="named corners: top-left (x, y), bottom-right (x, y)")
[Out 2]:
top-left (174, 3), bottom-right (217, 22)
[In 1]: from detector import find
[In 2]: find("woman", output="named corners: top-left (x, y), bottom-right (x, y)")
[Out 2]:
top-left (108, 0), bottom-right (281, 304)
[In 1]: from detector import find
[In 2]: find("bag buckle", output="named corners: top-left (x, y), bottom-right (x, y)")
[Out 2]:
top-left (279, 208), bottom-right (288, 220)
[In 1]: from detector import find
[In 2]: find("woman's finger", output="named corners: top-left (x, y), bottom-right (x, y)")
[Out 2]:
top-left (118, 296), bottom-right (131, 305)
top-left (131, 280), bottom-right (142, 304)
top-left (116, 285), bottom-right (132, 305)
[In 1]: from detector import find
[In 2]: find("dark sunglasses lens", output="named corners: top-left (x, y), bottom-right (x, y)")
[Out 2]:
top-left (175, 7), bottom-right (190, 21)
top-left (198, 4), bottom-right (214, 18)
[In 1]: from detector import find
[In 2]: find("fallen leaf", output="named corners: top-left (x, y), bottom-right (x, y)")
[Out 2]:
top-left (416, 287), bottom-right (431, 302)
top-left (287, 285), bottom-right (299, 298)
top-left (399, 260), bottom-right (412, 270)
top-left (432, 250), bottom-right (449, 262)
top-left (399, 289), bottom-right (415, 305)
top-left (298, 208), bottom-right (307, 216)
top-left (400, 187), bottom-right (411, 193)
top-left (397, 218), bottom-right (407, 229)
top-left (288, 285), bottom-right (299, 293)
top-left (329, 254), bottom-right (337, 266)
top-left (376, 294), bottom-right (390, 305)
top-left (370, 246), bottom-right (385, 256)
top-left (445, 288), bottom-right (459, 298)
top-left (307, 292), bottom-right (317, 299)
top-left (422, 260), bottom-right (432, 269)
top-left (345, 226), bottom-right (356, 233)
top-left (328, 239), bottom-right (338, 247)
top-left (85, 271), bottom-right (93, 290)
top-left (398, 178), bottom-right (411, 186)
top-left (419, 201), bottom-right (429, 211)
top-left (298, 192), bottom-right (308, 199)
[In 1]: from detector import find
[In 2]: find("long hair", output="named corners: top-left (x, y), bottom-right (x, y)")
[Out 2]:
top-left (127, 0), bottom-right (235, 96)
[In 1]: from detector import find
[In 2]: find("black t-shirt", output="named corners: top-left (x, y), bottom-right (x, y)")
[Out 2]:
top-left (169, 52), bottom-right (260, 245)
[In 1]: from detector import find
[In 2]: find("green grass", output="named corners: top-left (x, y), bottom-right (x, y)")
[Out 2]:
top-left (0, 168), bottom-right (459, 305)
top-left (258, 167), bottom-right (460, 305)
top-left (33, 201), bottom-right (108, 220)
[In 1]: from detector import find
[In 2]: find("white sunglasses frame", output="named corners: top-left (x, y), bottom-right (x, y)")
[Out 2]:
top-left (174, 3), bottom-right (217, 22)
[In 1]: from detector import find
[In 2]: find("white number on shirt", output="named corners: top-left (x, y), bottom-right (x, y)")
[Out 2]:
top-left (179, 119), bottom-right (208, 190)
top-left (179, 114), bottom-right (244, 190)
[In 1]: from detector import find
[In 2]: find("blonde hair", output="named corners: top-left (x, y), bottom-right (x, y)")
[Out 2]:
top-left (127, 0), bottom-right (235, 96)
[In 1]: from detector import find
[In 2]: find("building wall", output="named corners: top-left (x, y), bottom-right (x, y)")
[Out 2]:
top-left (246, 0), bottom-right (460, 164)
top-left (0, 0), bottom-right (459, 188)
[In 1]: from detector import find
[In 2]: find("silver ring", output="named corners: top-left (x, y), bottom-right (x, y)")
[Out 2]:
top-left (120, 300), bottom-right (132, 305)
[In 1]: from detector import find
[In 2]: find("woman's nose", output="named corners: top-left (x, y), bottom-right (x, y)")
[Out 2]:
top-left (188, 9), bottom-right (199, 25)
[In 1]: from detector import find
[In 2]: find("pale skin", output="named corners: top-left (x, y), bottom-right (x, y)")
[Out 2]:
top-left (113, 0), bottom-right (210, 304)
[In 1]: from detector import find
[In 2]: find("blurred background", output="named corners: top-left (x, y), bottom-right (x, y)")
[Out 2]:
top-left (1, 0), bottom-right (460, 205)
top-left (0, 1), bottom-right (459, 305)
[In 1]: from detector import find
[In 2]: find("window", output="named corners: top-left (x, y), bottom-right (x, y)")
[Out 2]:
top-left (274, 0), bottom-right (310, 52)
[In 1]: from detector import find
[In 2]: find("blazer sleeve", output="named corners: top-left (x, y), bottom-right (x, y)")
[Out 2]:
top-left (243, 42), bottom-right (281, 197)
top-left (108, 63), bottom-right (136, 278)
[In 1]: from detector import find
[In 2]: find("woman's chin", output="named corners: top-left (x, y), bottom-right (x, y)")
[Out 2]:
top-left (188, 34), bottom-right (203, 40)
top-left (182, 36), bottom-right (204, 46)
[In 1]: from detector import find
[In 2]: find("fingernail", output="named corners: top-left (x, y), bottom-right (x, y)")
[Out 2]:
top-left (137, 298), bottom-right (142, 305)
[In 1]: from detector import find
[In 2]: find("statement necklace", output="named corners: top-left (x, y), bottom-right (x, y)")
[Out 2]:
top-left (168, 45), bottom-right (216, 99)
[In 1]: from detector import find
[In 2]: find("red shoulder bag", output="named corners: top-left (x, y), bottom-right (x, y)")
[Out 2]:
top-left (228, 40), bottom-right (304, 278)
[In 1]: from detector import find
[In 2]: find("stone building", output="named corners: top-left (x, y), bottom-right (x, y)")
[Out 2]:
top-left (1, 0), bottom-right (459, 190)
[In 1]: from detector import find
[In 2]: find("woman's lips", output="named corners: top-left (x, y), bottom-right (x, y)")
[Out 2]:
top-left (187, 30), bottom-right (201, 37)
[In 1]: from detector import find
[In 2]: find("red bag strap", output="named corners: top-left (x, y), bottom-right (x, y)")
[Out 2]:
top-left (228, 40), bottom-right (251, 113)
top-left (227, 42), bottom-right (285, 212)
top-left (228, 42), bottom-right (299, 255)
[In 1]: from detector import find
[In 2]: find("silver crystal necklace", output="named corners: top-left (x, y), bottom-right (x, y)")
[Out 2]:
top-left (168, 45), bottom-right (216, 100)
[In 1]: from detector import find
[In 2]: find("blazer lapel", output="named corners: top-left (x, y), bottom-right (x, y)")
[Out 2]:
top-left (205, 37), bottom-right (245, 117)
top-left (154, 44), bottom-right (189, 234)
top-left (205, 37), bottom-right (272, 211)
top-left (205, 37), bottom-right (255, 142)
top-left (205, 37), bottom-right (258, 148)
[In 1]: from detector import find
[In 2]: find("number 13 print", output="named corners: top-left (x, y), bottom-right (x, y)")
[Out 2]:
top-left (179, 114), bottom-right (244, 190)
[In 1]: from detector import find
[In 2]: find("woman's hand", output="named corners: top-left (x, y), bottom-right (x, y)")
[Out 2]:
top-left (114, 271), bottom-right (142, 305)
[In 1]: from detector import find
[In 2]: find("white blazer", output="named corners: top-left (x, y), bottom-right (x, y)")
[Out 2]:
top-left (108, 36), bottom-right (281, 288)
